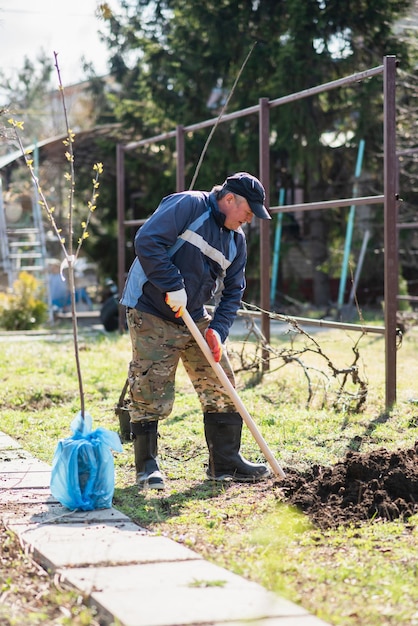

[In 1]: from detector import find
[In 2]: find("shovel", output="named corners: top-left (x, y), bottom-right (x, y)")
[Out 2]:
top-left (181, 310), bottom-right (286, 479)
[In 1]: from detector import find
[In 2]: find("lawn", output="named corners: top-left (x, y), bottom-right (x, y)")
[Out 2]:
top-left (0, 316), bottom-right (417, 626)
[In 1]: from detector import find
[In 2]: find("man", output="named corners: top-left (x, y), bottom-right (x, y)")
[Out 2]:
top-left (120, 171), bottom-right (272, 490)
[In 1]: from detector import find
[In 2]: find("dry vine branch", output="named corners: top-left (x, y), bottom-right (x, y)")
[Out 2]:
top-left (229, 304), bottom-right (369, 412)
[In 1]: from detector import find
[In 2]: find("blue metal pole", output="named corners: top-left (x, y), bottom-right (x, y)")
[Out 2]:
top-left (337, 139), bottom-right (365, 309)
top-left (270, 188), bottom-right (286, 306)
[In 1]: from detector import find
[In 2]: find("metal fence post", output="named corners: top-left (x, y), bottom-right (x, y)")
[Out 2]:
top-left (259, 97), bottom-right (271, 368)
top-left (176, 125), bottom-right (185, 191)
top-left (116, 143), bottom-right (126, 332)
top-left (383, 55), bottom-right (398, 408)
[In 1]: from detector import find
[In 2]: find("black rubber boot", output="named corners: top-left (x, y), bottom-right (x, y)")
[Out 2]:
top-left (204, 412), bottom-right (270, 482)
top-left (131, 420), bottom-right (164, 490)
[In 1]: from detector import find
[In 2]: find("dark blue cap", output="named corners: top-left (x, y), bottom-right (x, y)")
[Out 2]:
top-left (223, 172), bottom-right (271, 220)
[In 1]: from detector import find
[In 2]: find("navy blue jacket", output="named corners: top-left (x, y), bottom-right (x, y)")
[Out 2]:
top-left (120, 190), bottom-right (246, 342)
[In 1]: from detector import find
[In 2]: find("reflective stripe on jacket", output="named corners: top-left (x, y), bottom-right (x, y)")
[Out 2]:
top-left (120, 190), bottom-right (246, 342)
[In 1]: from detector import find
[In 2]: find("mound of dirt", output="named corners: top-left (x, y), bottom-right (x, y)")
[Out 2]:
top-left (277, 442), bottom-right (418, 528)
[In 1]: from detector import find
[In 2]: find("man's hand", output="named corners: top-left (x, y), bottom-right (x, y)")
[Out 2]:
top-left (205, 328), bottom-right (222, 362)
top-left (165, 288), bottom-right (187, 317)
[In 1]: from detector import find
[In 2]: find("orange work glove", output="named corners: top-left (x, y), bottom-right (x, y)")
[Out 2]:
top-left (165, 288), bottom-right (187, 318)
top-left (205, 328), bottom-right (222, 362)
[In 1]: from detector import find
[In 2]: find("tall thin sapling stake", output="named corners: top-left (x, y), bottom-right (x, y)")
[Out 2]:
top-left (7, 54), bottom-right (122, 510)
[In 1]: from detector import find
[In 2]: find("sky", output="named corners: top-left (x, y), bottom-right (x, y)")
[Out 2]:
top-left (0, 0), bottom-right (116, 87)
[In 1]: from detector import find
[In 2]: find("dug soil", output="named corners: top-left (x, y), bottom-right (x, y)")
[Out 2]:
top-left (277, 441), bottom-right (418, 529)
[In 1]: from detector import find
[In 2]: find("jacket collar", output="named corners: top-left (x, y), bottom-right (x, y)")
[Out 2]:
top-left (208, 192), bottom-right (228, 229)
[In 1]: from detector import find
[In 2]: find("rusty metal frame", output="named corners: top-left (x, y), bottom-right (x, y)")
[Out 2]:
top-left (116, 56), bottom-right (399, 408)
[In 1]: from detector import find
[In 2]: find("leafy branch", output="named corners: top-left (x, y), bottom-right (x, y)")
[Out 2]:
top-left (6, 53), bottom-right (103, 418)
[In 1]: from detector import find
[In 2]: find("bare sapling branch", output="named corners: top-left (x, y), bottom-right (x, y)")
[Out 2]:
top-left (6, 55), bottom-right (104, 420)
top-left (189, 42), bottom-right (256, 191)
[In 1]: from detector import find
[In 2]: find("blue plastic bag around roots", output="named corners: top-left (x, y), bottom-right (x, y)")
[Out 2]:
top-left (50, 411), bottom-right (124, 511)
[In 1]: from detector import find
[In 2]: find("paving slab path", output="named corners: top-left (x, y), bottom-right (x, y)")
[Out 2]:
top-left (0, 431), bottom-right (332, 626)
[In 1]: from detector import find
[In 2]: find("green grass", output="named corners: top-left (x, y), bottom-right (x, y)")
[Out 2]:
top-left (1, 322), bottom-right (418, 626)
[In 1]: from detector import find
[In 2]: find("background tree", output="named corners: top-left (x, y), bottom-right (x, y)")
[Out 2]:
top-left (1, 0), bottom-right (416, 309)
top-left (0, 51), bottom-right (54, 148)
top-left (392, 26), bottom-right (418, 299)
top-left (92, 0), bottom-right (413, 307)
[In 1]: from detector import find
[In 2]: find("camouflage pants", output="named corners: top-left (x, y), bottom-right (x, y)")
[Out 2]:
top-left (126, 308), bottom-right (236, 422)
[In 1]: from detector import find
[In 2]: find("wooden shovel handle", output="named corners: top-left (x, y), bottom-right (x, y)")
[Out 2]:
top-left (181, 310), bottom-right (286, 479)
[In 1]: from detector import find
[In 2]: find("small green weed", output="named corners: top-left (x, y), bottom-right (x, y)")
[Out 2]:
top-left (188, 579), bottom-right (227, 588)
